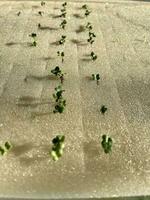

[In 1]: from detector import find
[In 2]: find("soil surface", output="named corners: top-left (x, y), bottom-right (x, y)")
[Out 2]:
top-left (0, 1), bottom-right (150, 199)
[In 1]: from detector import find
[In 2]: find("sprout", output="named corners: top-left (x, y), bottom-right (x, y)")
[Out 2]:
top-left (59, 35), bottom-right (66, 45)
top-left (41, 1), bottom-right (45, 6)
top-left (87, 31), bottom-right (96, 44)
top-left (100, 105), bottom-right (107, 114)
top-left (17, 11), bottom-right (21, 16)
top-left (82, 4), bottom-right (88, 9)
top-left (92, 74), bottom-right (100, 85)
top-left (29, 33), bottom-right (37, 47)
top-left (51, 66), bottom-right (66, 84)
top-left (0, 146), bottom-right (5, 155)
top-left (38, 23), bottom-right (41, 28)
top-left (57, 51), bottom-right (65, 63)
top-left (0, 141), bottom-right (12, 156)
top-left (86, 22), bottom-right (93, 31)
top-left (51, 135), bottom-right (65, 161)
top-left (53, 85), bottom-right (65, 102)
top-left (60, 19), bottom-right (67, 29)
top-left (38, 11), bottom-right (44, 16)
top-left (85, 9), bottom-right (91, 17)
top-left (101, 135), bottom-right (113, 154)
top-left (53, 86), bottom-right (66, 114)
top-left (62, 2), bottom-right (67, 8)
top-left (91, 51), bottom-right (97, 61)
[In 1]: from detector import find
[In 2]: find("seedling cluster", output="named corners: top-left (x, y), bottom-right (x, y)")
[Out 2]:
top-left (53, 85), bottom-right (66, 113)
top-left (29, 33), bottom-right (37, 46)
top-left (57, 51), bottom-right (65, 63)
top-left (59, 35), bottom-right (66, 45)
top-left (60, 2), bottom-right (67, 18)
top-left (91, 51), bottom-right (97, 61)
top-left (101, 135), bottom-right (113, 154)
top-left (60, 19), bottom-right (67, 30)
top-left (51, 66), bottom-right (65, 83)
top-left (0, 141), bottom-right (12, 156)
top-left (86, 22), bottom-right (93, 31)
top-left (87, 31), bottom-right (96, 44)
top-left (51, 135), bottom-right (65, 161)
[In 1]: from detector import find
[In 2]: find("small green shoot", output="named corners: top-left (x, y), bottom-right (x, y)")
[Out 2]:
top-left (101, 135), bottom-right (113, 154)
top-left (100, 105), bottom-right (107, 114)
top-left (0, 141), bottom-right (12, 156)
top-left (59, 35), bottom-right (66, 45)
top-left (51, 135), bottom-right (65, 161)
top-left (0, 146), bottom-right (5, 155)
top-left (53, 85), bottom-right (66, 113)
top-left (82, 4), bottom-right (88, 9)
top-left (38, 11), bottom-right (44, 16)
top-left (57, 51), bottom-right (65, 63)
top-left (38, 23), bottom-right (41, 28)
top-left (62, 2), bottom-right (67, 8)
top-left (60, 19), bottom-right (67, 29)
top-left (87, 31), bottom-right (96, 44)
top-left (51, 66), bottom-right (66, 83)
top-left (91, 51), bottom-right (97, 61)
top-left (29, 33), bottom-right (37, 47)
top-left (85, 9), bottom-right (91, 17)
top-left (41, 1), bottom-right (45, 6)
top-left (86, 22), bottom-right (93, 31)
top-left (92, 74), bottom-right (100, 85)
top-left (17, 11), bottom-right (21, 16)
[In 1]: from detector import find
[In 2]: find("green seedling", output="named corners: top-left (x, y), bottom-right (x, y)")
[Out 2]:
top-left (60, 19), bottom-right (67, 29)
top-left (86, 22), bottom-right (93, 31)
top-left (101, 135), bottom-right (113, 154)
top-left (91, 51), bottom-right (97, 61)
top-left (17, 11), bottom-right (21, 16)
top-left (85, 9), bottom-right (91, 17)
top-left (0, 146), bottom-right (5, 155)
top-left (62, 2), bottom-right (67, 8)
top-left (57, 51), bottom-right (65, 63)
top-left (0, 141), bottom-right (12, 156)
top-left (53, 85), bottom-right (65, 102)
top-left (29, 33), bottom-right (37, 47)
top-left (82, 4), bottom-right (88, 9)
top-left (38, 23), bottom-right (41, 28)
top-left (53, 86), bottom-right (66, 113)
top-left (41, 1), bottom-right (45, 6)
top-left (51, 66), bottom-right (66, 83)
top-left (100, 105), bottom-right (107, 114)
top-left (87, 31), bottom-right (96, 44)
top-left (92, 74), bottom-right (100, 85)
top-left (59, 35), bottom-right (66, 45)
top-left (38, 11), bottom-right (44, 16)
top-left (51, 135), bottom-right (65, 161)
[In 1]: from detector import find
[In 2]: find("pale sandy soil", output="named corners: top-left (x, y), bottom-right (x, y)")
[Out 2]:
top-left (0, 1), bottom-right (150, 199)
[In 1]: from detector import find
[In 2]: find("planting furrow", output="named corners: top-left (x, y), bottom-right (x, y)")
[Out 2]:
top-left (74, 2), bottom-right (140, 196)
top-left (105, 9), bottom-right (150, 191)
top-left (0, 7), bottom-right (33, 97)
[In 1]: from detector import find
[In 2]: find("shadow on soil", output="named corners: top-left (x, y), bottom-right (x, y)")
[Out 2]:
top-left (73, 13), bottom-right (84, 19)
top-left (75, 25), bottom-right (85, 33)
top-left (38, 25), bottom-right (59, 31)
top-left (16, 96), bottom-right (52, 107)
top-left (11, 142), bottom-right (34, 157)
top-left (18, 145), bottom-right (50, 166)
top-left (5, 42), bottom-right (34, 47)
top-left (71, 39), bottom-right (87, 46)
top-left (25, 74), bottom-right (58, 81)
